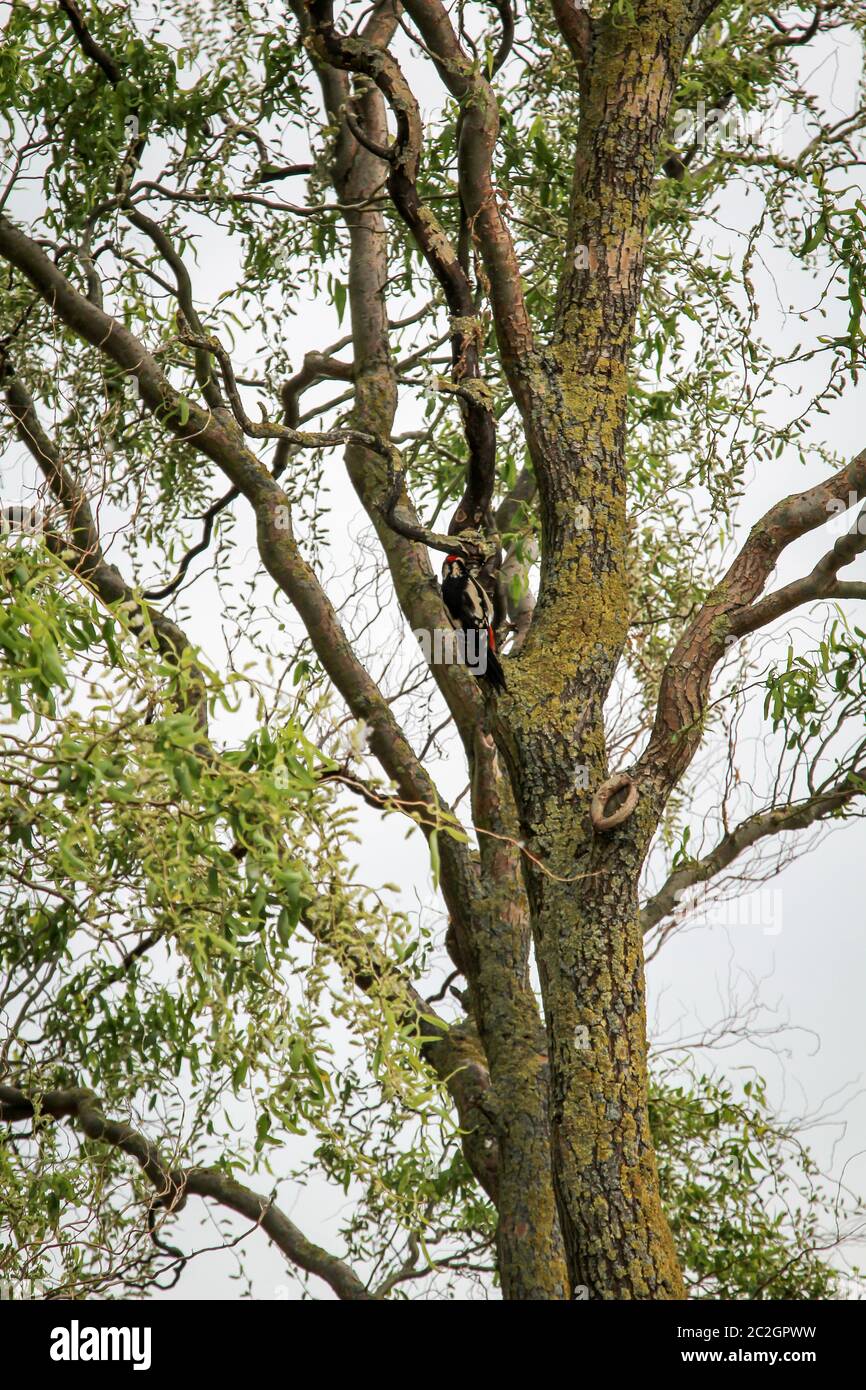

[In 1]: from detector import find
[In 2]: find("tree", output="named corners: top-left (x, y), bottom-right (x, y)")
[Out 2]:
top-left (1, 0), bottom-right (865, 1300)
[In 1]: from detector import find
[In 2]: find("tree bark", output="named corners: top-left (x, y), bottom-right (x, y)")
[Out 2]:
top-left (489, 2), bottom-right (696, 1298)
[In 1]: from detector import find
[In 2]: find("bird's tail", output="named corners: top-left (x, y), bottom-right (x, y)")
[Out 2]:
top-left (482, 631), bottom-right (507, 692)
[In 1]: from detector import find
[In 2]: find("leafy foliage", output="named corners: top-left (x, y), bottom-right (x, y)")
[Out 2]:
top-left (653, 1058), bottom-right (864, 1300)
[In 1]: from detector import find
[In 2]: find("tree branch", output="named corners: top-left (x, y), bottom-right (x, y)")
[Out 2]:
top-left (1, 364), bottom-right (208, 730)
top-left (549, 0), bottom-right (591, 66)
top-left (400, 0), bottom-right (536, 405)
top-left (633, 448), bottom-right (866, 807)
top-left (640, 772), bottom-right (866, 935)
top-left (292, 0), bottom-right (488, 751)
top-left (144, 345), bottom-right (356, 602)
top-left (123, 206), bottom-right (225, 413)
top-left (0, 209), bottom-right (478, 945)
top-left (304, 0), bottom-right (499, 536)
top-left (729, 502), bottom-right (866, 638)
top-left (0, 1083), bottom-right (373, 1300)
top-left (58, 0), bottom-right (121, 86)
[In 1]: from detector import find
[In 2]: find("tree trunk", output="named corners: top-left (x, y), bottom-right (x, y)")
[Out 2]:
top-left (491, 3), bottom-right (695, 1296)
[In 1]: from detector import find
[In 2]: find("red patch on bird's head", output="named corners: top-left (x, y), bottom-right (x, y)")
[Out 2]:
top-left (445, 553), bottom-right (459, 565)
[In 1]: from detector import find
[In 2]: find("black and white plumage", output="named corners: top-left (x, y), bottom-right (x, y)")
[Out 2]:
top-left (440, 554), bottom-right (506, 692)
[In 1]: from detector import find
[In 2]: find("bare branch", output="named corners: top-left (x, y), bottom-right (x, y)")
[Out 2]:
top-left (633, 448), bottom-right (866, 808)
top-left (640, 772), bottom-right (866, 935)
top-left (123, 207), bottom-right (225, 413)
top-left (381, 459), bottom-right (497, 563)
top-left (145, 347), bottom-right (356, 602)
top-left (730, 502), bottom-right (866, 638)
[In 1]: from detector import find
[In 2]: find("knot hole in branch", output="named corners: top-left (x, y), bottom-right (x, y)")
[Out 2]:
top-left (590, 773), bottom-right (638, 832)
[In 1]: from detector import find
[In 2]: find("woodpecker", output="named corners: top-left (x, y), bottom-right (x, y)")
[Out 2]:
top-left (440, 554), bottom-right (506, 692)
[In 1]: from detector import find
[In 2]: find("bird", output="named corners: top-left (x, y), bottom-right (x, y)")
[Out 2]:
top-left (440, 553), bottom-right (506, 692)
